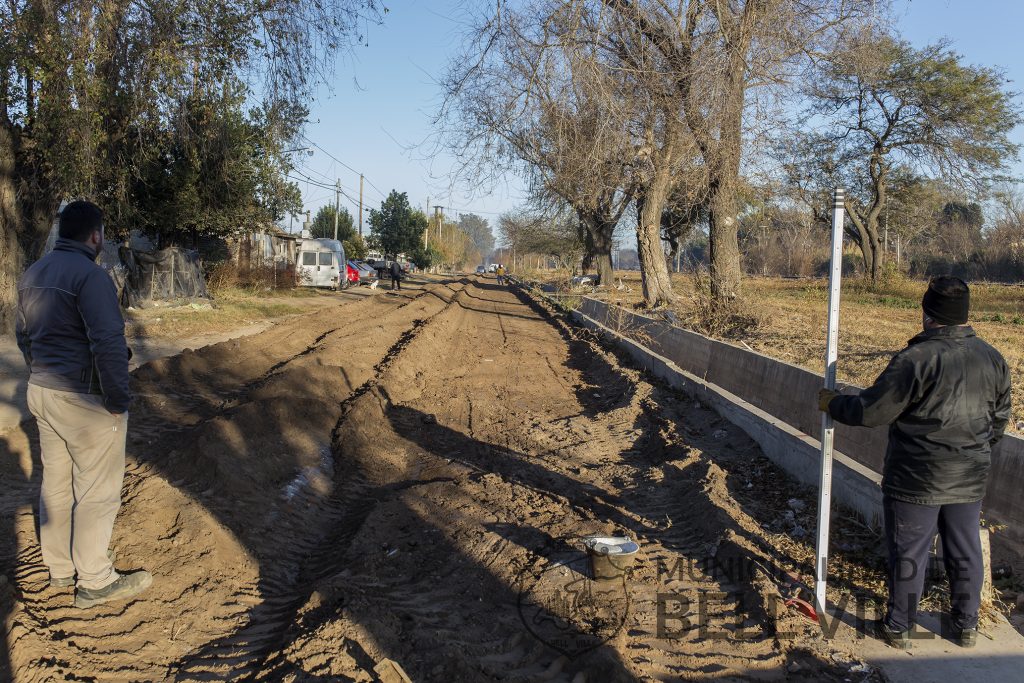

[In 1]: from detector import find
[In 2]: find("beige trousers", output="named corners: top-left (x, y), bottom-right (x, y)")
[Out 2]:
top-left (27, 384), bottom-right (127, 590)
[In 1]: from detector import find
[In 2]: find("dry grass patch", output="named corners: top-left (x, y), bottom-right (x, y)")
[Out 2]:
top-left (125, 287), bottom-right (324, 340)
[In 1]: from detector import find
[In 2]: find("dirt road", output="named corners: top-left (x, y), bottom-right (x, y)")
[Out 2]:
top-left (1, 276), bottom-right (879, 681)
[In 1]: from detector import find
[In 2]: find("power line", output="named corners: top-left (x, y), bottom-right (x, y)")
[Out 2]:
top-left (287, 172), bottom-right (367, 216)
top-left (295, 163), bottom-right (335, 184)
top-left (291, 164), bottom-right (500, 221)
top-left (362, 176), bottom-right (387, 199)
top-left (442, 204), bottom-right (505, 217)
top-left (287, 172), bottom-right (334, 191)
top-left (300, 135), bottom-right (387, 199)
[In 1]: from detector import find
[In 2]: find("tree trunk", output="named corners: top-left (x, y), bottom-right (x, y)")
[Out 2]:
top-left (847, 206), bottom-right (883, 279)
top-left (578, 209), bottom-right (617, 286)
top-left (635, 181), bottom-right (674, 308)
top-left (591, 217), bottom-right (616, 286)
top-left (0, 128), bottom-right (21, 334)
top-left (706, 64), bottom-right (745, 300)
top-left (0, 126), bottom-right (59, 333)
top-left (665, 234), bottom-right (680, 273)
top-left (577, 218), bottom-right (593, 274)
top-left (708, 175), bottom-right (743, 299)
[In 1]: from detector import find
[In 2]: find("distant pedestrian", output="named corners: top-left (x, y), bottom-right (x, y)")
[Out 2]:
top-left (819, 276), bottom-right (1010, 650)
top-left (496, 264), bottom-right (506, 285)
top-left (16, 200), bottom-right (152, 608)
top-left (389, 260), bottom-right (403, 290)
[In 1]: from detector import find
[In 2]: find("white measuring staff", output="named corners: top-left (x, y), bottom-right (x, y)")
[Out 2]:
top-left (814, 187), bottom-right (846, 612)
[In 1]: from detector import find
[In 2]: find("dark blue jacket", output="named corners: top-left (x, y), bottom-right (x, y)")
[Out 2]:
top-left (828, 325), bottom-right (1011, 505)
top-left (16, 238), bottom-right (132, 413)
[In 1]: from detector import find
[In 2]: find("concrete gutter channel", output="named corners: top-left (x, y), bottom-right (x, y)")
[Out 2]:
top-left (513, 279), bottom-right (1024, 680)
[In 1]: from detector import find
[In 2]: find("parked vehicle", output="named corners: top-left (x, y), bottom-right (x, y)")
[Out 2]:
top-left (346, 263), bottom-right (359, 286)
top-left (349, 260), bottom-right (376, 284)
top-left (296, 238), bottom-right (346, 290)
top-left (475, 265), bottom-right (486, 274)
top-left (487, 264), bottom-right (498, 273)
top-left (365, 258), bottom-right (390, 278)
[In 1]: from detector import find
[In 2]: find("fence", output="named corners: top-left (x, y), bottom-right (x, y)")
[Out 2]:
top-left (120, 247), bottom-right (208, 308)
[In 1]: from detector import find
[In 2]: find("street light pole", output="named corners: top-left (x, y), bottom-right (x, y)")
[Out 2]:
top-left (333, 180), bottom-right (341, 241)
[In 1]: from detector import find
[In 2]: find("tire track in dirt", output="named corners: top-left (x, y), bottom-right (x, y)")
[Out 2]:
top-left (175, 282), bottom-right (470, 680)
top-left (252, 278), bottom-right (879, 682)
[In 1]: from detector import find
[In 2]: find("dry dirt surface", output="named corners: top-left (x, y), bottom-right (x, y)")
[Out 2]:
top-left (1, 276), bottom-right (883, 682)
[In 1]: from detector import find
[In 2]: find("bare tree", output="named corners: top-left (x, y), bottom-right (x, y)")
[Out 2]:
top-left (594, 0), bottom-right (874, 298)
top-left (790, 31), bottom-right (1021, 278)
top-left (438, 2), bottom-right (642, 291)
top-left (499, 208), bottom-right (585, 272)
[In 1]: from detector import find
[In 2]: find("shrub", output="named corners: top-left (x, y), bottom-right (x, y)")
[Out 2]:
top-left (206, 261), bottom-right (295, 296)
top-left (685, 269), bottom-right (764, 339)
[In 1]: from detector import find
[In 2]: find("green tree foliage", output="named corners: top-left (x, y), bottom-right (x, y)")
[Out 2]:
top-left (0, 0), bottom-right (382, 329)
top-left (310, 204), bottom-right (355, 241)
top-left (368, 191), bottom-right (427, 258)
top-left (132, 83), bottom-right (305, 246)
top-left (409, 245), bottom-right (442, 269)
top-left (344, 234), bottom-right (367, 259)
top-left (458, 213), bottom-right (495, 259)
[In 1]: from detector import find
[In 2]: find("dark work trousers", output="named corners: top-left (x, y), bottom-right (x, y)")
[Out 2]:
top-left (391, 275), bottom-right (401, 290)
top-left (883, 495), bottom-right (983, 632)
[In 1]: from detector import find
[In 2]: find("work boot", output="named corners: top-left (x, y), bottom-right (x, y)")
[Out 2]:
top-left (50, 549), bottom-right (117, 588)
top-left (873, 619), bottom-right (911, 650)
top-left (956, 627), bottom-right (978, 648)
top-left (74, 570), bottom-right (152, 608)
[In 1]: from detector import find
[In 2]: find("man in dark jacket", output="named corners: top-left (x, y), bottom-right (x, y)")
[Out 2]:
top-left (389, 259), bottom-right (403, 291)
top-left (16, 200), bottom-right (152, 608)
top-left (819, 276), bottom-right (1010, 650)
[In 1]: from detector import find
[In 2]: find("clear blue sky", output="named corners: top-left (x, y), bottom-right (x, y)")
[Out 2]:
top-left (294, 0), bottom-right (1024, 231)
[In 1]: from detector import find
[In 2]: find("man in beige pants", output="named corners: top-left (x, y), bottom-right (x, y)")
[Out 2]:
top-left (16, 200), bottom-right (151, 608)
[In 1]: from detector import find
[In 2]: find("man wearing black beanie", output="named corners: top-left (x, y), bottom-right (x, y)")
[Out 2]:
top-left (819, 276), bottom-right (1010, 650)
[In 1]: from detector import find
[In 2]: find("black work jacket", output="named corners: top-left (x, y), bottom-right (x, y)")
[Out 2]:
top-left (828, 326), bottom-right (1010, 505)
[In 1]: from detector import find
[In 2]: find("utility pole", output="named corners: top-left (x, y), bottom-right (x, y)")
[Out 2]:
top-left (433, 206), bottom-right (443, 240)
top-left (433, 206), bottom-right (443, 248)
top-left (358, 174), bottom-right (364, 238)
top-left (424, 197), bottom-right (430, 247)
top-left (333, 180), bottom-right (340, 241)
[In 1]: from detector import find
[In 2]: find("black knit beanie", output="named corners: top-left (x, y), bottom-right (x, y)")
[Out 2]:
top-left (922, 276), bottom-right (970, 326)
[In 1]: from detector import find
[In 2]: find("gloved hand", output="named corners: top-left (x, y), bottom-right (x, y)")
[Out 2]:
top-left (818, 388), bottom-right (839, 412)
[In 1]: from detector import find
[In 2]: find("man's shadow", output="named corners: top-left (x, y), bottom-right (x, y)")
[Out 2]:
top-left (0, 421), bottom-right (41, 681)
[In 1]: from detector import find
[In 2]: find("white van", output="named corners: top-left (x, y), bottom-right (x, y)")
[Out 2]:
top-left (296, 238), bottom-right (347, 290)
